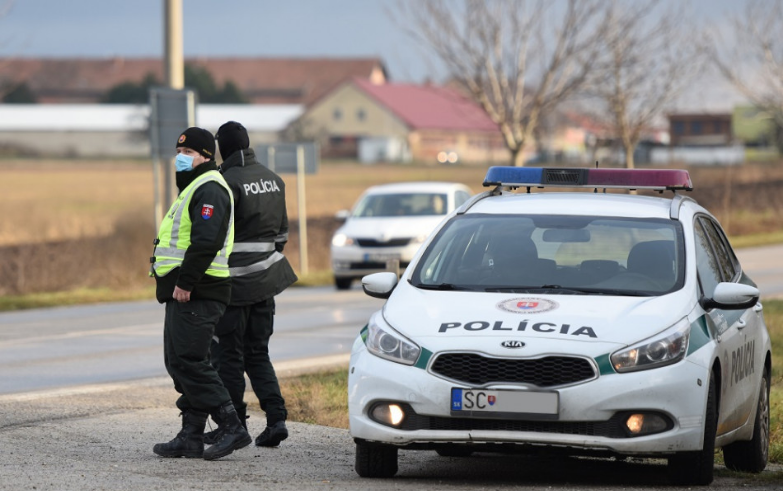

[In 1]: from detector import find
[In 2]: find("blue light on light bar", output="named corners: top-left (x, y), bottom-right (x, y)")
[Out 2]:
top-left (483, 167), bottom-right (693, 191)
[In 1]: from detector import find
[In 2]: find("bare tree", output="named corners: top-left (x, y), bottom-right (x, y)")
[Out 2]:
top-left (397, 0), bottom-right (605, 166)
top-left (712, 0), bottom-right (783, 153)
top-left (587, 0), bottom-right (704, 169)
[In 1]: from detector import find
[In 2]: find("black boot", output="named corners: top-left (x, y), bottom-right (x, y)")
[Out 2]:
top-left (153, 410), bottom-right (208, 458)
top-left (255, 420), bottom-right (288, 447)
top-left (204, 405), bottom-right (247, 445)
top-left (203, 402), bottom-right (252, 460)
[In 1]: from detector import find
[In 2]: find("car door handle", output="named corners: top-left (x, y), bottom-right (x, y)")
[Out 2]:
top-left (754, 303), bottom-right (763, 313)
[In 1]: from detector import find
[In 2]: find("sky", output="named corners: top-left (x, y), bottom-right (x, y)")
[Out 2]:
top-left (0, 0), bottom-right (758, 111)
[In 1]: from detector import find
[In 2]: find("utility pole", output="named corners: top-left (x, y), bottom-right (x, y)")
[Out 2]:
top-left (161, 0), bottom-right (184, 217)
top-left (164, 0), bottom-right (184, 90)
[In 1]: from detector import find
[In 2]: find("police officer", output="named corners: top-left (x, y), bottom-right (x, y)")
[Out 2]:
top-left (150, 127), bottom-right (252, 460)
top-left (204, 121), bottom-right (297, 447)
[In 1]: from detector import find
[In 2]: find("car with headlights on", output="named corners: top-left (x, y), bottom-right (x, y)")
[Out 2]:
top-left (348, 167), bottom-right (771, 486)
top-left (330, 181), bottom-right (472, 290)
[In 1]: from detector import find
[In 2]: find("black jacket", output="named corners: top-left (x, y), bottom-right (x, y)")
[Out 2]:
top-left (220, 148), bottom-right (297, 305)
top-left (153, 161), bottom-right (232, 304)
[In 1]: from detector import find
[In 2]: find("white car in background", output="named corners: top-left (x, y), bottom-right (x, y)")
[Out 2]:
top-left (348, 166), bottom-right (771, 485)
top-left (330, 182), bottom-right (473, 290)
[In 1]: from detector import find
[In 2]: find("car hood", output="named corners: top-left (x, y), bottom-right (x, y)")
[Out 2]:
top-left (337, 216), bottom-right (445, 240)
top-left (382, 282), bottom-right (695, 357)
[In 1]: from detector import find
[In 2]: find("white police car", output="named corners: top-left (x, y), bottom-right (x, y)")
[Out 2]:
top-left (348, 167), bottom-right (771, 486)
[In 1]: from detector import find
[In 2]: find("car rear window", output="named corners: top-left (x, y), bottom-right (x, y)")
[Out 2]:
top-left (411, 214), bottom-right (685, 296)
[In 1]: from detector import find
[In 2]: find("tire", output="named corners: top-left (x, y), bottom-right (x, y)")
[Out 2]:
top-left (355, 441), bottom-right (398, 478)
top-left (667, 375), bottom-right (717, 486)
top-left (335, 276), bottom-right (353, 290)
top-left (723, 372), bottom-right (770, 473)
top-left (436, 446), bottom-right (474, 457)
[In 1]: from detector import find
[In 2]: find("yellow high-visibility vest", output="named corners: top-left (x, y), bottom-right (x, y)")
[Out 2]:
top-left (152, 170), bottom-right (234, 278)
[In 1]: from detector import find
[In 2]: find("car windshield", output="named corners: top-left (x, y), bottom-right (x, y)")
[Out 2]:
top-left (411, 214), bottom-right (685, 296)
top-left (353, 193), bottom-right (448, 217)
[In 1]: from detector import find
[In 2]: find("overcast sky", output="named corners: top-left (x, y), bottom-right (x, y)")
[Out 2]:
top-left (0, 0), bottom-right (756, 111)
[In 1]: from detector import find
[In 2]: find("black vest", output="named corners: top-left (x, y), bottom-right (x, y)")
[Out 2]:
top-left (220, 148), bottom-right (297, 305)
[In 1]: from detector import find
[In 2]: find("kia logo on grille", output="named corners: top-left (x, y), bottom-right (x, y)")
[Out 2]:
top-left (501, 340), bottom-right (525, 349)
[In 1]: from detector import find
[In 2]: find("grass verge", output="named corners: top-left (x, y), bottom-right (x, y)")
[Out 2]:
top-left (730, 231), bottom-right (783, 249)
top-left (0, 286), bottom-right (157, 312)
top-left (280, 369), bottom-right (349, 429)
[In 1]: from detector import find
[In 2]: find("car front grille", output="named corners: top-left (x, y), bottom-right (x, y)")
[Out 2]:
top-left (356, 238), bottom-right (411, 247)
top-left (430, 353), bottom-right (596, 387)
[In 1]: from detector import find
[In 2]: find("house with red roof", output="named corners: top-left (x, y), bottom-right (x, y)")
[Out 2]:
top-left (288, 77), bottom-right (509, 164)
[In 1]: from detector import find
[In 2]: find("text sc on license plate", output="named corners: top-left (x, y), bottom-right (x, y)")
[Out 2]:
top-left (451, 388), bottom-right (559, 420)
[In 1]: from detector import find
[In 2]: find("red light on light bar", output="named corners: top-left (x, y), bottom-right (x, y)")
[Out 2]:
top-left (587, 169), bottom-right (692, 190)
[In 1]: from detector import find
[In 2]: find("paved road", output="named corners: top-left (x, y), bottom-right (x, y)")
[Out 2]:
top-left (736, 244), bottom-right (783, 298)
top-left (0, 285), bottom-right (383, 395)
top-left (0, 244), bottom-right (780, 396)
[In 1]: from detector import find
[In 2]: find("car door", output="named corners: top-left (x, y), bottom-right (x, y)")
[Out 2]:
top-left (694, 215), bottom-right (760, 434)
top-left (699, 216), bottom-right (763, 426)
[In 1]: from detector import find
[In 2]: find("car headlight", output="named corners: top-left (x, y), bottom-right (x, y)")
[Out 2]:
top-left (332, 233), bottom-right (354, 247)
top-left (364, 317), bottom-right (421, 365)
top-left (611, 318), bottom-right (690, 373)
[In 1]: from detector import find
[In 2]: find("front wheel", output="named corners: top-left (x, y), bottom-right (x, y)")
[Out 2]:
top-left (355, 441), bottom-right (398, 478)
top-left (667, 375), bottom-right (717, 486)
top-left (723, 372), bottom-right (770, 473)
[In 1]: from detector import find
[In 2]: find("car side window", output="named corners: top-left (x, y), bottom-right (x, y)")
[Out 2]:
top-left (693, 218), bottom-right (722, 298)
top-left (698, 216), bottom-right (737, 282)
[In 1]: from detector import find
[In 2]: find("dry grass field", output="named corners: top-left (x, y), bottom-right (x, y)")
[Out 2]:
top-left (1, 158), bottom-right (783, 296)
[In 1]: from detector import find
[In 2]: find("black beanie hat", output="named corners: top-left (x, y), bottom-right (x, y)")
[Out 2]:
top-left (216, 121), bottom-right (250, 160)
top-left (176, 127), bottom-right (215, 160)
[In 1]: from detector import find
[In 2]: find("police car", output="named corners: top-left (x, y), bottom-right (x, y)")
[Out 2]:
top-left (348, 167), bottom-right (771, 486)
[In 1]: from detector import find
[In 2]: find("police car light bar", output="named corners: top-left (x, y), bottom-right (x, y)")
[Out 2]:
top-left (483, 167), bottom-right (693, 191)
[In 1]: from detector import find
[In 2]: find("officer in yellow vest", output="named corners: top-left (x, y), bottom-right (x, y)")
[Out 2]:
top-left (150, 127), bottom-right (251, 461)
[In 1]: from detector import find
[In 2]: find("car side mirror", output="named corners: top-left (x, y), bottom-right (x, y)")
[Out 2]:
top-left (700, 282), bottom-right (759, 310)
top-left (362, 272), bottom-right (398, 299)
top-left (335, 209), bottom-right (351, 222)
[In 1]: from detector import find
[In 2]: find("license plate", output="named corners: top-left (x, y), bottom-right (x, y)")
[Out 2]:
top-left (451, 388), bottom-right (558, 419)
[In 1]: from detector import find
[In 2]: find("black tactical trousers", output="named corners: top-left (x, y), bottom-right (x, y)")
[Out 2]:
top-left (212, 298), bottom-right (287, 425)
top-left (163, 299), bottom-right (231, 412)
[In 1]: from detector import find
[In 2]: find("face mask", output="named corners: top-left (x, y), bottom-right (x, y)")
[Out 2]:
top-left (175, 153), bottom-right (195, 172)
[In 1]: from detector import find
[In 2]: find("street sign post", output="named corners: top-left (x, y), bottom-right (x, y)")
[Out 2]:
top-left (149, 87), bottom-right (196, 230)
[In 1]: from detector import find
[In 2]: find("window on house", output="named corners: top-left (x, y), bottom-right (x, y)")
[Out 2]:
top-left (691, 121), bottom-right (703, 134)
top-left (357, 108), bottom-right (366, 121)
top-left (714, 121), bottom-right (723, 133)
top-left (333, 108), bottom-right (342, 121)
top-left (673, 121), bottom-right (685, 135)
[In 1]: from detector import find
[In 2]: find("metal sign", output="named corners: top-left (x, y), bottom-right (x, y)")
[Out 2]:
top-left (149, 87), bottom-right (197, 159)
top-left (255, 142), bottom-right (319, 174)
top-left (149, 87), bottom-right (197, 230)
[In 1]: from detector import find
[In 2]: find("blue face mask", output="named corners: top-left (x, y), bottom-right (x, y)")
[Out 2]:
top-left (175, 153), bottom-right (195, 172)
